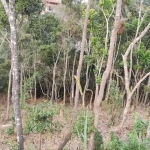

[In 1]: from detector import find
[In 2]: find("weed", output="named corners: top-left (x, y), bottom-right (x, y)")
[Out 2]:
top-left (5, 138), bottom-right (18, 150)
top-left (25, 102), bottom-right (62, 133)
top-left (106, 117), bottom-right (150, 150)
top-left (102, 80), bottom-right (124, 126)
top-left (133, 117), bottom-right (148, 139)
top-left (94, 130), bottom-right (104, 150)
top-left (6, 125), bottom-right (14, 135)
top-left (73, 109), bottom-right (94, 141)
top-left (106, 132), bottom-right (124, 150)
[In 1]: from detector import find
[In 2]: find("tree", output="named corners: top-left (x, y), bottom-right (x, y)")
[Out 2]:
top-left (120, 23), bottom-right (150, 128)
top-left (74, 0), bottom-right (91, 112)
top-left (1, 0), bottom-right (24, 149)
top-left (94, 0), bottom-right (123, 129)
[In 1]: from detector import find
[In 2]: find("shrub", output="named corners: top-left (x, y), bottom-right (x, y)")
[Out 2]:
top-left (94, 130), bottom-right (104, 150)
top-left (106, 132), bottom-right (124, 150)
top-left (124, 130), bottom-right (149, 150)
top-left (106, 117), bottom-right (150, 150)
top-left (25, 102), bottom-right (62, 133)
top-left (102, 80), bottom-right (124, 126)
top-left (133, 117), bottom-right (148, 139)
top-left (73, 109), bottom-right (94, 141)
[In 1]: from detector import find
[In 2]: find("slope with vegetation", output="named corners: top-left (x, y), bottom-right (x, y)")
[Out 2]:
top-left (0, 0), bottom-right (150, 149)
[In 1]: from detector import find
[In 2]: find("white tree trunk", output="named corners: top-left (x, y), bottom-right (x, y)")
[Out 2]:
top-left (6, 69), bottom-right (11, 120)
top-left (1, 0), bottom-right (24, 149)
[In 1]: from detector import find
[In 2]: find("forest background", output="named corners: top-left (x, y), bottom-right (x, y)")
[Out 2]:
top-left (0, 0), bottom-right (150, 149)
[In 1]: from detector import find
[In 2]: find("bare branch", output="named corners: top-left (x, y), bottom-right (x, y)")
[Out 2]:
top-left (124, 23), bottom-right (150, 57)
top-left (129, 73), bottom-right (150, 101)
top-left (123, 23), bottom-right (150, 96)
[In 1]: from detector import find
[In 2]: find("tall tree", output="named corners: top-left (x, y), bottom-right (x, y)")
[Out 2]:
top-left (74, 0), bottom-right (91, 112)
top-left (94, 0), bottom-right (123, 128)
top-left (1, 0), bottom-right (24, 149)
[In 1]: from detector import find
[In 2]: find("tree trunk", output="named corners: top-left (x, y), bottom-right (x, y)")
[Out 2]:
top-left (1, 0), bottom-right (24, 149)
top-left (52, 64), bottom-right (56, 101)
top-left (34, 57), bottom-right (37, 103)
top-left (82, 65), bottom-right (89, 107)
top-left (120, 23), bottom-right (150, 128)
top-left (120, 72), bottom-right (150, 128)
top-left (70, 52), bottom-right (77, 106)
top-left (6, 69), bottom-right (11, 120)
top-left (63, 49), bottom-right (69, 105)
top-left (94, 0), bottom-right (122, 129)
top-left (51, 49), bottom-right (61, 101)
top-left (74, 0), bottom-right (91, 112)
top-left (144, 76), bottom-right (150, 105)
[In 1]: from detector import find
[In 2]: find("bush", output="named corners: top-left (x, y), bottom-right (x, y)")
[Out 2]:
top-left (6, 125), bottom-right (14, 135)
top-left (106, 132), bottom-right (124, 150)
top-left (133, 117), bottom-right (148, 139)
top-left (106, 117), bottom-right (150, 150)
top-left (94, 130), bottom-right (104, 150)
top-left (25, 102), bottom-right (62, 133)
top-left (124, 130), bottom-right (149, 150)
top-left (73, 109), bottom-right (94, 141)
top-left (102, 80), bottom-right (124, 126)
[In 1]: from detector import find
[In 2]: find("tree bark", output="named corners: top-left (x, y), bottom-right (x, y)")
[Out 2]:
top-left (94, 0), bottom-right (122, 129)
top-left (120, 23), bottom-right (150, 128)
top-left (63, 48), bottom-right (69, 105)
top-left (74, 0), bottom-right (91, 112)
top-left (120, 72), bottom-right (150, 127)
top-left (6, 69), bottom-right (11, 120)
top-left (70, 52), bottom-right (77, 106)
top-left (1, 0), bottom-right (24, 149)
top-left (51, 49), bottom-right (61, 101)
top-left (57, 132), bottom-right (72, 150)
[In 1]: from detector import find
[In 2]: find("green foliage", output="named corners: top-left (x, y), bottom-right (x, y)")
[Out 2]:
top-left (0, 58), bottom-right (10, 92)
top-left (95, 74), bottom-right (102, 85)
top-left (133, 117), bottom-right (148, 139)
top-left (103, 80), bottom-right (124, 126)
top-left (25, 102), bottom-right (62, 134)
top-left (73, 109), bottom-right (94, 141)
top-left (106, 132), bottom-right (124, 150)
top-left (137, 43), bottom-right (150, 67)
top-left (6, 125), bottom-right (14, 135)
top-left (99, 0), bottom-right (115, 17)
top-left (6, 139), bottom-right (18, 150)
top-left (27, 14), bottom-right (61, 45)
top-left (83, 109), bottom-right (88, 150)
top-left (0, 0), bottom-right (43, 28)
top-left (124, 130), bottom-right (149, 150)
top-left (106, 118), bottom-right (149, 150)
top-left (0, 2), bottom-right (9, 28)
top-left (62, 0), bottom-right (83, 18)
top-left (15, 0), bottom-right (43, 17)
top-left (94, 130), bottom-right (104, 150)
top-left (21, 74), bottom-right (35, 106)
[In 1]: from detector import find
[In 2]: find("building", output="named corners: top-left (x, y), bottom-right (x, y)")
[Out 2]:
top-left (42, 0), bottom-right (61, 13)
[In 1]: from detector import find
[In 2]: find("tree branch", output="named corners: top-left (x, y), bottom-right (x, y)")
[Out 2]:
top-left (123, 23), bottom-right (150, 97)
top-left (129, 72), bottom-right (150, 101)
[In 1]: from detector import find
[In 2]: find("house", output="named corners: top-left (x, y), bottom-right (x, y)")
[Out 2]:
top-left (42, 0), bottom-right (61, 13)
